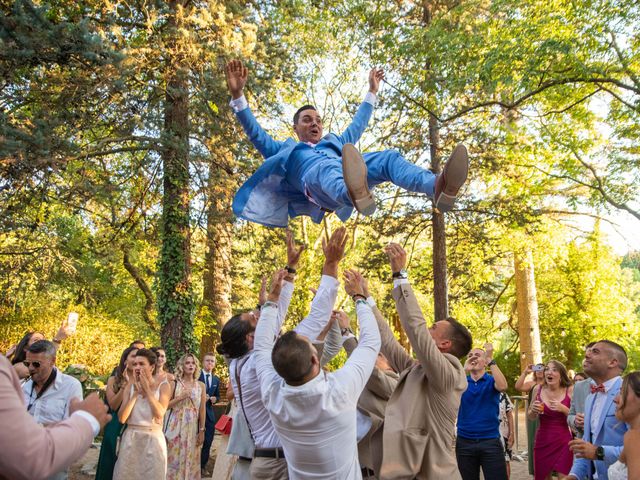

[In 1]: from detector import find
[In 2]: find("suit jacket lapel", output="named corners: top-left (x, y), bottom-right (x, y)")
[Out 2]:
top-left (593, 377), bottom-right (622, 440)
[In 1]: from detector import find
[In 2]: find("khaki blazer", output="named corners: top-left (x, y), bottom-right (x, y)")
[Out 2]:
top-left (378, 283), bottom-right (467, 480)
top-left (344, 337), bottom-right (399, 476)
top-left (0, 356), bottom-right (94, 480)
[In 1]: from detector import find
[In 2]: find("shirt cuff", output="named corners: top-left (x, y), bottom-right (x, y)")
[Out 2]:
top-left (319, 274), bottom-right (340, 289)
top-left (393, 278), bottom-right (410, 288)
top-left (364, 92), bottom-right (377, 106)
top-left (229, 95), bottom-right (249, 113)
top-left (72, 410), bottom-right (100, 436)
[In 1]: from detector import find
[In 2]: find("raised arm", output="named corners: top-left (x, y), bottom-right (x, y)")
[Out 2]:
top-left (331, 270), bottom-right (381, 398)
top-left (294, 227), bottom-right (347, 340)
top-left (358, 275), bottom-right (414, 373)
top-left (225, 59), bottom-right (283, 158)
top-left (254, 270), bottom-right (288, 399)
top-left (336, 68), bottom-right (384, 145)
top-left (385, 243), bottom-right (465, 391)
top-left (485, 343), bottom-right (508, 392)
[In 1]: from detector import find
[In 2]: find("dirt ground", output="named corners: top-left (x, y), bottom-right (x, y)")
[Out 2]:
top-left (70, 405), bottom-right (535, 480)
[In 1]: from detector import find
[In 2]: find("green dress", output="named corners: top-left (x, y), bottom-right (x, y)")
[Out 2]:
top-left (95, 403), bottom-right (124, 479)
top-left (526, 386), bottom-right (539, 476)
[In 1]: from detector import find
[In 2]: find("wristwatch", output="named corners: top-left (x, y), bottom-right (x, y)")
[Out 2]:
top-left (595, 445), bottom-right (605, 461)
top-left (487, 359), bottom-right (497, 367)
top-left (285, 265), bottom-right (297, 274)
top-left (392, 269), bottom-right (408, 280)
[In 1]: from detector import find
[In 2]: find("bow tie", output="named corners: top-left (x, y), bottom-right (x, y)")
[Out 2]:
top-left (590, 383), bottom-right (606, 394)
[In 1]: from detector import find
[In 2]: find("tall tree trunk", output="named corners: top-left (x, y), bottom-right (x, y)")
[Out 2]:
top-left (201, 158), bottom-right (234, 354)
top-left (157, 0), bottom-right (194, 367)
top-left (423, 1), bottom-right (448, 321)
top-left (514, 250), bottom-right (542, 370)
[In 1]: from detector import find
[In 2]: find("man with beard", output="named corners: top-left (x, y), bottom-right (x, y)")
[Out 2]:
top-left (562, 340), bottom-right (628, 480)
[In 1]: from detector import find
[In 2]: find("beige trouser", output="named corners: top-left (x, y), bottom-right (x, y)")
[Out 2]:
top-left (250, 457), bottom-right (288, 479)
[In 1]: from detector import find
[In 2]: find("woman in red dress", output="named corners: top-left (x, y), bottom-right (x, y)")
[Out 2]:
top-left (527, 360), bottom-right (574, 480)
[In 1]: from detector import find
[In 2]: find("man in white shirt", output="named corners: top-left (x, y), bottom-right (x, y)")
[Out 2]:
top-left (22, 340), bottom-right (84, 480)
top-left (254, 267), bottom-right (381, 479)
top-left (217, 227), bottom-right (347, 479)
top-left (562, 340), bottom-right (628, 480)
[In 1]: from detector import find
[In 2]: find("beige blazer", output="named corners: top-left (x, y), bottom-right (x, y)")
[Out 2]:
top-left (344, 337), bottom-right (399, 475)
top-left (377, 283), bottom-right (467, 480)
top-left (0, 355), bottom-right (94, 480)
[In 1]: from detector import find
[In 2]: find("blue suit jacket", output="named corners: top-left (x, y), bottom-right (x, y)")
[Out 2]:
top-left (232, 101), bottom-right (374, 227)
top-left (569, 377), bottom-right (628, 480)
top-left (198, 371), bottom-right (220, 424)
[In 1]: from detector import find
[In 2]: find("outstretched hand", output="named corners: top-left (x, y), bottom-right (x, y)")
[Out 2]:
top-left (368, 68), bottom-right (385, 95)
top-left (322, 227), bottom-right (348, 277)
top-left (286, 229), bottom-right (305, 268)
top-left (225, 59), bottom-right (248, 99)
top-left (267, 269), bottom-right (287, 303)
top-left (343, 269), bottom-right (366, 298)
top-left (384, 243), bottom-right (407, 273)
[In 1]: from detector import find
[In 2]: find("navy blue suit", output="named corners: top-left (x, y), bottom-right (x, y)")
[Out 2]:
top-left (199, 370), bottom-right (220, 470)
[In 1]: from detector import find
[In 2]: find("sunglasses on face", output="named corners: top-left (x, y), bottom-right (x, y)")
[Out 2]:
top-left (23, 361), bottom-right (42, 368)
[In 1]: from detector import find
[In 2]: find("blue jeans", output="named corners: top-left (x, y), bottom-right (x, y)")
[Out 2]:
top-left (456, 436), bottom-right (508, 480)
top-left (302, 149), bottom-right (436, 211)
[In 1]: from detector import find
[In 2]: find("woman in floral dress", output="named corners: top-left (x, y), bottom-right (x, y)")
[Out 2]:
top-left (165, 353), bottom-right (206, 479)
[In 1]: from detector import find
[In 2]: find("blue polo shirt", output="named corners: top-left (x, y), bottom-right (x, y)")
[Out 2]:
top-left (457, 373), bottom-right (501, 439)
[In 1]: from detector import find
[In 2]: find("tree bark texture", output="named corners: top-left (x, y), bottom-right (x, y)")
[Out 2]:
top-left (157, 0), bottom-right (195, 367)
top-left (200, 159), bottom-right (234, 355)
top-left (423, 0), bottom-right (449, 321)
top-left (514, 250), bottom-right (543, 370)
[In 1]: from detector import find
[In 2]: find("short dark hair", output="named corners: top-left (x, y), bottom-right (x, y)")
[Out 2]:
top-left (444, 317), bottom-right (472, 359)
top-left (585, 341), bottom-right (597, 350)
top-left (272, 331), bottom-right (314, 384)
top-left (217, 313), bottom-right (252, 359)
top-left (596, 340), bottom-right (627, 371)
top-left (11, 332), bottom-right (44, 365)
top-left (293, 104), bottom-right (316, 124)
top-left (130, 339), bottom-right (145, 347)
top-left (135, 348), bottom-right (157, 366)
top-left (27, 340), bottom-right (57, 357)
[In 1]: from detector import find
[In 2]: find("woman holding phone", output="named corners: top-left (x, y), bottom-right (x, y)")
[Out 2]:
top-left (113, 349), bottom-right (171, 479)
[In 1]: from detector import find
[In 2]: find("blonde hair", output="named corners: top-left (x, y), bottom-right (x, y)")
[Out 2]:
top-left (174, 353), bottom-right (200, 382)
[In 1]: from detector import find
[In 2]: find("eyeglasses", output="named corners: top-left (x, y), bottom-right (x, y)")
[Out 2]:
top-left (23, 361), bottom-right (42, 368)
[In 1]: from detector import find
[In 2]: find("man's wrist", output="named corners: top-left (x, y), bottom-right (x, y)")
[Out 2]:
top-left (230, 90), bottom-right (243, 99)
top-left (263, 300), bottom-right (278, 308)
top-left (487, 359), bottom-right (497, 367)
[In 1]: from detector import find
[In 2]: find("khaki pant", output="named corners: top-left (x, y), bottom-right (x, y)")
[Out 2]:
top-left (250, 457), bottom-right (288, 479)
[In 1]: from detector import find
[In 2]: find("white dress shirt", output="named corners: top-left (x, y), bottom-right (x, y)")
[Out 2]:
top-left (590, 375), bottom-right (620, 435)
top-left (229, 275), bottom-right (339, 449)
top-left (254, 298), bottom-right (381, 479)
top-left (22, 368), bottom-right (83, 425)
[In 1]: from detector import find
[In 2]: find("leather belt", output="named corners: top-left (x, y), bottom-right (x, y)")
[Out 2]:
top-left (254, 447), bottom-right (285, 459)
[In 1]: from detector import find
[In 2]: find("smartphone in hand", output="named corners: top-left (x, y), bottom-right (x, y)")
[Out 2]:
top-left (67, 312), bottom-right (79, 334)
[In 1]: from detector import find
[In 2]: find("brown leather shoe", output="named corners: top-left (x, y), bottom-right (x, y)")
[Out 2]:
top-left (342, 143), bottom-right (376, 216)
top-left (434, 143), bottom-right (469, 212)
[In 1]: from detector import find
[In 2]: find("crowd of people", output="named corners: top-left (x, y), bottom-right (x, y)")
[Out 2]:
top-left (0, 228), bottom-right (639, 480)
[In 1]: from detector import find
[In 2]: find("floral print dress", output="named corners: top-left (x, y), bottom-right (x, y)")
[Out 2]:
top-left (165, 380), bottom-right (203, 479)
